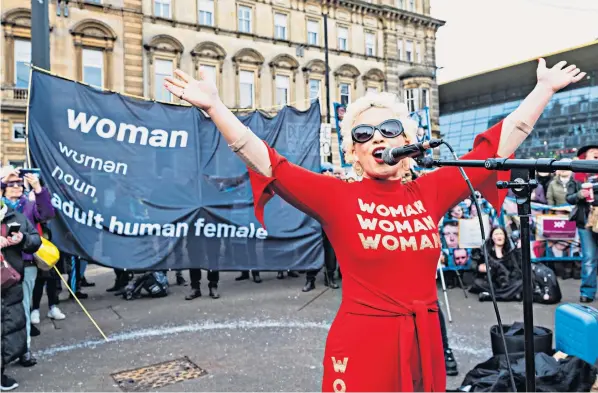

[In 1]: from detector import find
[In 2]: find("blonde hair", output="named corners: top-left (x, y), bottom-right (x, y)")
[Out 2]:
top-left (340, 92), bottom-right (417, 164)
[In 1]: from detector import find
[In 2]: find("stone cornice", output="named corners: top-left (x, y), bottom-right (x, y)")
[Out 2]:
top-left (319, 0), bottom-right (445, 29)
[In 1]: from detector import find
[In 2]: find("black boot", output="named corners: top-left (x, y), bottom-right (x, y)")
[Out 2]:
top-left (277, 271), bottom-right (285, 279)
top-left (185, 288), bottom-right (201, 300)
top-left (209, 284), bottom-right (220, 299)
top-left (478, 292), bottom-right (492, 302)
top-left (253, 273), bottom-right (262, 283)
top-left (70, 291), bottom-right (89, 299)
top-left (235, 272), bottom-right (250, 281)
top-left (81, 277), bottom-right (95, 287)
top-left (325, 276), bottom-right (339, 289)
top-left (287, 271), bottom-right (300, 278)
top-left (302, 279), bottom-right (316, 292)
top-left (30, 324), bottom-right (40, 337)
top-left (444, 348), bottom-right (458, 376)
top-left (19, 352), bottom-right (37, 367)
top-left (176, 272), bottom-right (187, 286)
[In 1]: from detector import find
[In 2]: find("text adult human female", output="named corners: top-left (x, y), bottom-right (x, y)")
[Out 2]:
top-left (165, 59), bottom-right (585, 392)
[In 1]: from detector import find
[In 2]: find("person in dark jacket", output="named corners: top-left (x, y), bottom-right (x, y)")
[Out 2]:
top-left (566, 144), bottom-right (598, 303)
top-left (0, 199), bottom-right (42, 390)
top-left (1, 168), bottom-right (56, 367)
top-left (469, 226), bottom-right (523, 302)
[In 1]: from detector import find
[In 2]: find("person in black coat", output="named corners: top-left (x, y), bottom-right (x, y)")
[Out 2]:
top-left (469, 226), bottom-right (523, 302)
top-left (0, 200), bottom-right (42, 390)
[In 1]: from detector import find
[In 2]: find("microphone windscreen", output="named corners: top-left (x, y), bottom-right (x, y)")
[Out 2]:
top-left (382, 147), bottom-right (398, 166)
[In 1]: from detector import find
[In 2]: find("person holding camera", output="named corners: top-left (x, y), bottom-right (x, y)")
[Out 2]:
top-left (1, 167), bottom-right (56, 367)
top-left (566, 144), bottom-right (598, 303)
top-left (0, 196), bottom-right (43, 390)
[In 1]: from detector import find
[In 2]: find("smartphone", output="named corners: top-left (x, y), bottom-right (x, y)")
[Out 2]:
top-left (7, 222), bottom-right (21, 235)
top-left (19, 168), bottom-right (41, 178)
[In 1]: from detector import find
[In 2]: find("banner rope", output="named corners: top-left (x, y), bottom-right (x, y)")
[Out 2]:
top-left (52, 265), bottom-right (109, 341)
top-left (28, 65), bottom-right (315, 113)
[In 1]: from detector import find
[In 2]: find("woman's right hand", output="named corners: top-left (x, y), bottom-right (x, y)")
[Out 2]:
top-left (0, 236), bottom-right (10, 249)
top-left (164, 68), bottom-right (220, 112)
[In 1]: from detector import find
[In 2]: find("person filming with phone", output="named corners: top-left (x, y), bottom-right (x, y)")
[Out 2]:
top-left (0, 189), bottom-right (43, 390)
top-left (566, 144), bottom-right (598, 303)
top-left (0, 167), bottom-right (56, 368)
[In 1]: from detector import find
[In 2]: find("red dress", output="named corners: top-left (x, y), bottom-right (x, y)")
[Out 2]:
top-left (247, 121), bottom-right (510, 392)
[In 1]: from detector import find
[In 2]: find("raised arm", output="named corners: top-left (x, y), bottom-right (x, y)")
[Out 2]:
top-left (419, 59), bottom-right (586, 218)
top-left (164, 68), bottom-right (342, 227)
top-left (164, 68), bottom-right (271, 176)
top-left (497, 59), bottom-right (586, 157)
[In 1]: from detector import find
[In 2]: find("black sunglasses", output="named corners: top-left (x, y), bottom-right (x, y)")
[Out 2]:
top-left (351, 119), bottom-right (405, 144)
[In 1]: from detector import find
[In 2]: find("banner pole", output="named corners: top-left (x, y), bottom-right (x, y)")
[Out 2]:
top-left (25, 66), bottom-right (34, 169)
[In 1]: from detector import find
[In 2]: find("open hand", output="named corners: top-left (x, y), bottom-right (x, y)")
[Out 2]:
top-left (536, 58), bottom-right (586, 93)
top-left (164, 68), bottom-right (220, 112)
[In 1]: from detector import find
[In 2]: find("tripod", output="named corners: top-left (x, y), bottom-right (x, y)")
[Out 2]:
top-left (418, 156), bottom-right (598, 392)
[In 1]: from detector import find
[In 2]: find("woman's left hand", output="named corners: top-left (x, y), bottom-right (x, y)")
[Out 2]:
top-left (24, 174), bottom-right (42, 193)
top-left (536, 58), bottom-right (586, 93)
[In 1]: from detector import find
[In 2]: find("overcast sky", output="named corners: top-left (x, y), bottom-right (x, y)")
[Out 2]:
top-left (431, 0), bottom-right (598, 83)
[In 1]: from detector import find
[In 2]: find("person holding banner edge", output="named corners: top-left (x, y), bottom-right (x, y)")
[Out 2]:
top-left (165, 59), bottom-right (585, 392)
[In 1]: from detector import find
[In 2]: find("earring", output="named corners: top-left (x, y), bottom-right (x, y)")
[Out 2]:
top-left (353, 161), bottom-right (364, 177)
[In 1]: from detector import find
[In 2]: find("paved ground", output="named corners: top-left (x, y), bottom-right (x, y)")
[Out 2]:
top-left (5, 266), bottom-right (586, 392)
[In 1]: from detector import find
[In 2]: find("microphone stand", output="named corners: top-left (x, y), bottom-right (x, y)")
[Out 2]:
top-left (417, 156), bottom-right (598, 393)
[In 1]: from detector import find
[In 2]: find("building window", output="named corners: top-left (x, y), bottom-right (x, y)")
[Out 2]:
top-left (337, 26), bottom-right (348, 51)
top-left (365, 32), bottom-right (375, 56)
top-left (404, 88), bottom-right (418, 112)
top-left (239, 70), bottom-right (254, 108)
top-left (154, 59), bottom-right (173, 102)
top-left (238, 5), bottom-right (252, 33)
top-left (421, 88), bottom-right (430, 108)
top-left (307, 19), bottom-right (319, 45)
top-left (396, 0), bottom-right (404, 8)
top-left (397, 40), bottom-right (403, 60)
top-left (409, 0), bottom-right (415, 11)
top-left (154, 0), bottom-right (171, 18)
top-left (406, 40), bottom-right (413, 62)
top-left (12, 123), bottom-right (26, 142)
top-left (309, 79), bottom-right (320, 103)
top-left (340, 83), bottom-right (351, 105)
top-left (201, 64), bottom-right (217, 83)
top-left (274, 13), bottom-right (287, 40)
top-left (198, 0), bottom-right (214, 26)
top-left (82, 48), bottom-right (104, 88)
top-left (14, 39), bottom-right (31, 88)
top-left (275, 74), bottom-right (290, 106)
top-left (8, 161), bottom-right (25, 168)
top-left (416, 42), bottom-right (422, 63)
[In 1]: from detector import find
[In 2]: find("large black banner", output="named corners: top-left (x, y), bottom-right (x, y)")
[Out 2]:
top-left (28, 70), bottom-right (324, 271)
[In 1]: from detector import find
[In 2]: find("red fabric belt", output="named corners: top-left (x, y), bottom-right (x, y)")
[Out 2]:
top-left (343, 299), bottom-right (439, 392)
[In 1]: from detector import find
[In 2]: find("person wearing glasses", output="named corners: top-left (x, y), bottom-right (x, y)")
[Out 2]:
top-left (164, 59), bottom-right (585, 392)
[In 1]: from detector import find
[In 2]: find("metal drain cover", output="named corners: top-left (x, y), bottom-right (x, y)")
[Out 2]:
top-left (111, 356), bottom-right (207, 392)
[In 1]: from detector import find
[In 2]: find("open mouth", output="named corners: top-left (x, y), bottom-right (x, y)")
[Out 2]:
top-left (372, 147), bottom-right (386, 163)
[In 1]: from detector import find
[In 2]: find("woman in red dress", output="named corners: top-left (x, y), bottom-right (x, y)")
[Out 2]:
top-left (165, 59), bottom-right (585, 392)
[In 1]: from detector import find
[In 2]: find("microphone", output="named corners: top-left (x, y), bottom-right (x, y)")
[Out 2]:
top-left (382, 139), bottom-right (443, 166)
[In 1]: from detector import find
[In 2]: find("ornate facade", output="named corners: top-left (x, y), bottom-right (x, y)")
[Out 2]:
top-left (1, 0), bottom-right (444, 166)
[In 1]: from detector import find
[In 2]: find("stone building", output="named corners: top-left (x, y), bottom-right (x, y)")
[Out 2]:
top-left (1, 0), bottom-right (444, 166)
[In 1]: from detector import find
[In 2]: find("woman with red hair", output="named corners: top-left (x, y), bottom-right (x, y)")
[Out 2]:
top-left (165, 59), bottom-right (584, 391)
